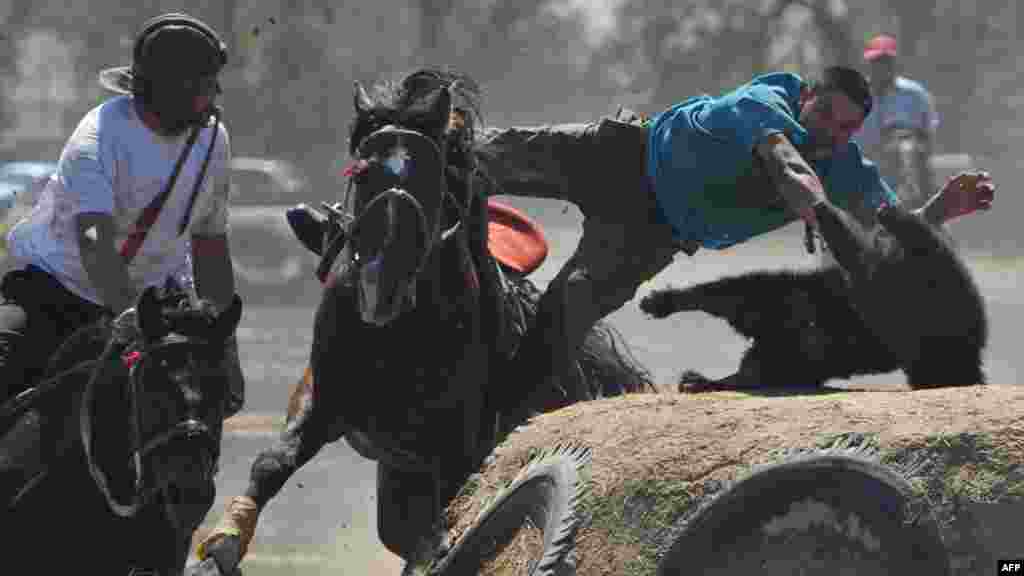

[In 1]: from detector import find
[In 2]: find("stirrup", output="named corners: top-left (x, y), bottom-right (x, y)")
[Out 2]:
top-left (285, 203), bottom-right (329, 257)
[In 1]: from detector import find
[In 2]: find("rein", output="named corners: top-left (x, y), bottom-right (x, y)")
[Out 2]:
top-left (80, 336), bottom-right (146, 517)
top-left (0, 358), bottom-right (101, 428)
top-left (316, 185), bottom-right (432, 284)
top-left (316, 130), bottom-right (466, 285)
top-left (80, 332), bottom-right (221, 518)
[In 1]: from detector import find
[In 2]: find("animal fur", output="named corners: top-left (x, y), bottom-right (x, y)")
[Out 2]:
top-left (639, 206), bottom-right (987, 390)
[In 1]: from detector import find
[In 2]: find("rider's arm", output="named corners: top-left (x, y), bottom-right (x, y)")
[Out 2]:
top-left (190, 126), bottom-right (235, 312)
top-left (76, 212), bottom-right (138, 315)
top-left (192, 236), bottom-right (234, 311)
top-left (754, 132), bottom-right (829, 220)
top-left (914, 193), bottom-right (947, 226)
top-left (474, 124), bottom-right (587, 201)
top-left (62, 109), bottom-right (137, 314)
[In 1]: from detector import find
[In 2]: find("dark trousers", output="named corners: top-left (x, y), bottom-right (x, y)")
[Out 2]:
top-left (0, 265), bottom-right (107, 402)
top-left (476, 111), bottom-right (680, 407)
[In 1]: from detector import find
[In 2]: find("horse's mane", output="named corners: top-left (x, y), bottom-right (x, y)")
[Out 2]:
top-left (348, 66), bottom-right (483, 156)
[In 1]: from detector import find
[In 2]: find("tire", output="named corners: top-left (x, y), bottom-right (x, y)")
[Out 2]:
top-left (655, 444), bottom-right (950, 575)
top-left (430, 443), bottom-right (591, 576)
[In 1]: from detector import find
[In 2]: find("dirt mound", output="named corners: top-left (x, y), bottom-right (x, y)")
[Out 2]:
top-left (446, 385), bottom-right (1024, 575)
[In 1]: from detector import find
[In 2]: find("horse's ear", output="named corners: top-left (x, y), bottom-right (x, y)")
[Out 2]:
top-left (213, 294), bottom-right (243, 340)
top-left (432, 87), bottom-right (453, 131)
top-left (404, 86), bottom-right (451, 137)
top-left (354, 81), bottom-right (373, 116)
top-left (137, 286), bottom-right (168, 341)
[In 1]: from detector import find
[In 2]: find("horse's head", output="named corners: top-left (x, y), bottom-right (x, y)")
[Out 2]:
top-left (81, 284), bottom-right (242, 531)
top-left (325, 68), bottom-right (481, 326)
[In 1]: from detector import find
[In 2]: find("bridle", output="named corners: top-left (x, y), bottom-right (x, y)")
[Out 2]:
top-left (316, 125), bottom-right (469, 288)
top-left (79, 316), bottom-right (222, 518)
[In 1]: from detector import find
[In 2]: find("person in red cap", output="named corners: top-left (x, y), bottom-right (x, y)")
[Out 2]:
top-left (855, 34), bottom-right (940, 208)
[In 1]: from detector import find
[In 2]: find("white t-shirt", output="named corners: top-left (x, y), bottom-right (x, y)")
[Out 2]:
top-left (6, 95), bottom-right (231, 305)
top-left (853, 76), bottom-right (940, 152)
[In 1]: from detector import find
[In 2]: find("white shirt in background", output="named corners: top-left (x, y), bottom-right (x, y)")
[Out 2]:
top-left (6, 95), bottom-right (231, 305)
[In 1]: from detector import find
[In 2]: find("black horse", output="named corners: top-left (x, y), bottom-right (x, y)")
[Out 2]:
top-left (0, 284), bottom-right (242, 575)
top-left (197, 67), bottom-right (653, 574)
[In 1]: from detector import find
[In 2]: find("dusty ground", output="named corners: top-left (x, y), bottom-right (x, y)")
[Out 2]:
top-left (446, 385), bottom-right (1024, 576)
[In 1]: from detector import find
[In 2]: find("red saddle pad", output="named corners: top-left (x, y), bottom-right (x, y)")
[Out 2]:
top-left (487, 199), bottom-right (549, 276)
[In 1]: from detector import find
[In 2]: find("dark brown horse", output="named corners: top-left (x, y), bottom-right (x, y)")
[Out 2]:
top-left (197, 68), bottom-right (653, 575)
top-left (1, 284), bottom-right (242, 576)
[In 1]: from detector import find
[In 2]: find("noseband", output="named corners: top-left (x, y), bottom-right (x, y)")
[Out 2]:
top-left (316, 127), bottom-right (464, 285)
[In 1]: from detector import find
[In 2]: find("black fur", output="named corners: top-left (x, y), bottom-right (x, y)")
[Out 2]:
top-left (640, 205), bottom-right (987, 390)
top-left (1, 286), bottom-right (241, 574)
top-left (234, 67), bottom-right (654, 568)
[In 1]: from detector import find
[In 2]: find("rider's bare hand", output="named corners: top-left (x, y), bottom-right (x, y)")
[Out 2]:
top-left (938, 170), bottom-right (995, 222)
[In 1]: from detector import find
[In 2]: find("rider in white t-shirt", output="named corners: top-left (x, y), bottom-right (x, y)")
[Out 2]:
top-left (8, 95), bottom-right (229, 302)
top-left (0, 13), bottom-right (241, 406)
top-left (853, 34), bottom-right (939, 210)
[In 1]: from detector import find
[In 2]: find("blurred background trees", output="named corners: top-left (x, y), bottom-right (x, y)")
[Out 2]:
top-left (0, 0), bottom-right (1019, 248)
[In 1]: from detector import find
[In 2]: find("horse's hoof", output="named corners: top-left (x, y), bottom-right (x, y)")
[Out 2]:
top-left (196, 533), bottom-right (244, 576)
top-left (184, 557), bottom-right (241, 576)
top-left (638, 291), bottom-right (674, 318)
top-left (434, 531), bottom-right (452, 559)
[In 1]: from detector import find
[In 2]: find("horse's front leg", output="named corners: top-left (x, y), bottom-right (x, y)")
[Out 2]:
top-left (195, 365), bottom-right (341, 574)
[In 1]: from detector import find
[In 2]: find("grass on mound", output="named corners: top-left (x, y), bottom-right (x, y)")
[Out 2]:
top-left (574, 428), bottom-right (1024, 575)
top-left (457, 389), bottom-right (1024, 576)
top-left (583, 476), bottom-right (698, 575)
top-left (581, 428), bottom-right (1019, 569)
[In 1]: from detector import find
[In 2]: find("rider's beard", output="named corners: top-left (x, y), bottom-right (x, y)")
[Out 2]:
top-left (802, 129), bottom-right (835, 160)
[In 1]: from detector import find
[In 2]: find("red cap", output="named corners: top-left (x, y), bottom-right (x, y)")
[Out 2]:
top-left (864, 35), bottom-right (897, 61)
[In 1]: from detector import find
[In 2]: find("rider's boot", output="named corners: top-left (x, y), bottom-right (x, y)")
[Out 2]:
top-left (285, 204), bottom-right (329, 257)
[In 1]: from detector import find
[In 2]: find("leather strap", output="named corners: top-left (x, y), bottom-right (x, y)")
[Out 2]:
top-left (119, 123), bottom-right (202, 263)
top-left (119, 108), bottom-right (221, 264)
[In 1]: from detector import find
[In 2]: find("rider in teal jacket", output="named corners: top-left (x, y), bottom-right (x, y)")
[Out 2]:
top-left (649, 72), bottom-right (899, 250)
top-left (471, 65), bottom-right (989, 413)
top-left (286, 66), bottom-right (993, 412)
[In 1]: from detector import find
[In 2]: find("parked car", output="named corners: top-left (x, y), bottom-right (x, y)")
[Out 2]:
top-left (0, 161), bottom-right (56, 273)
top-left (0, 160), bottom-right (56, 212)
top-left (228, 156), bottom-right (321, 304)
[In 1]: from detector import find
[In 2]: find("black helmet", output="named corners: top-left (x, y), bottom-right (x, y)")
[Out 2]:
top-left (99, 13), bottom-right (228, 134)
